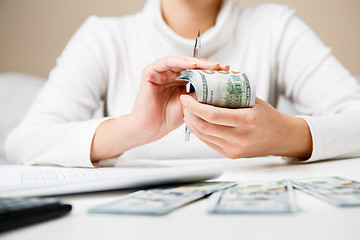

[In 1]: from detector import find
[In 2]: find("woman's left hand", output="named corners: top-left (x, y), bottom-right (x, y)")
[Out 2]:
top-left (180, 95), bottom-right (313, 160)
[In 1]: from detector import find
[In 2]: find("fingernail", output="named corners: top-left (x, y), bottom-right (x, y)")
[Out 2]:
top-left (180, 95), bottom-right (188, 107)
top-left (213, 63), bottom-right (221, 68)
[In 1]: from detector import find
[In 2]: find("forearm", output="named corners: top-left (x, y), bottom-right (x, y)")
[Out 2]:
top-left (276, 114), bottom-right (313, 160)
top-left (90, 114), bottom-right (148, 162)
top-left (5, 119), bottom-right (107, 167)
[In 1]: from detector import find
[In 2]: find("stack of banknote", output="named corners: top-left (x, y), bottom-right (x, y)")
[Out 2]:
top-left (208, 180), bottom-right (299, 214)
top-left (292, 176), bottom-right (360, 206)
top-left (89, 177), bottom-right (360, 215)
top-left (89, 182), bottom-right (235, 215)
top-left (177, 70), bottom-right (256, 108)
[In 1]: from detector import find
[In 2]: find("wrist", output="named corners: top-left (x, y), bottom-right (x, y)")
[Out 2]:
top-left (90, 114), bottom-right (150, 162)
top-left (114, 114), bottom-right (153, 149)
top-left (280, 115), bottom-right (313, 159)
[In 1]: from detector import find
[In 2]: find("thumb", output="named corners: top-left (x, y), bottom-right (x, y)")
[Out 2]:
top-left (180, 94), bottom-right (190, 110)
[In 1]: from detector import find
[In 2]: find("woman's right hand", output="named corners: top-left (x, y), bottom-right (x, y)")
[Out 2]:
top-left (131, 56), bottom-right (229, 143)
top-left (91, 56), bottom-right (229, 162)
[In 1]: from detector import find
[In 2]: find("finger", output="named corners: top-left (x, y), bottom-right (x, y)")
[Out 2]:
top-left (144, 70), bottom-right (184, 85)
top-left (183, 108), bottom-right (233, 139)
top-left (181, 56), bottom-right (230, 71)
top-left (219, 64), bottom-right (230, 71)
top-left (188, 59), bottom-right (229, 71)
top-left (145, 56), bottom-right (231, 85)
top-left (158, 70), bottom-right (183, 85)
top-left (185, 117), bottom-right (228, 158)
top-left (151, 56), bottom-right (223, 73)
top-left (184, 111), bottom-right (226, 147)
top-left (181, 95), bottom-right (247, 126)
top-left (150, 56), bottom-right (197, 73)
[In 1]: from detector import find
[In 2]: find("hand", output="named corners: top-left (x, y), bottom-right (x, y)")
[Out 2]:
top-left (130, 56), bottom-right (229, 144)
top-left (181, 95), bottom-right (313, 160)
top-left (91, 56), bottom-right (229, 162)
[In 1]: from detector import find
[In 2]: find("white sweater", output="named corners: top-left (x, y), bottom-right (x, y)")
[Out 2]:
top-left (5, 0), bottom-right (360, 167)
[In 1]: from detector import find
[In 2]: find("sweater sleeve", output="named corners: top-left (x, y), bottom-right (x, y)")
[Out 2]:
top-left (5, 16), bottom-right (113, 167)
top-left (276, 10), bottom-right (360, 162)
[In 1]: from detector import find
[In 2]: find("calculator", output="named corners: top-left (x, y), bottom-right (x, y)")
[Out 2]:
top-left (0, 197), bottom-right (72, 233)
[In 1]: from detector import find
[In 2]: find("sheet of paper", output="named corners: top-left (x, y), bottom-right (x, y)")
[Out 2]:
top-left (0, 162), bottom-right (224, 197)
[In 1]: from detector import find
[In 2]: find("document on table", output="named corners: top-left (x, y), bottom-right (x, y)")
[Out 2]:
top-left (0, 160), bottom-right (226, 197)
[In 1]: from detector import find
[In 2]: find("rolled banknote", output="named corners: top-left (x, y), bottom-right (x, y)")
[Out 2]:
top-left (177, 70), bottom-right (256, 108)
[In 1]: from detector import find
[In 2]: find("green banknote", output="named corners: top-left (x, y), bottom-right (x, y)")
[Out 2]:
top-left (89, 182), bottom-right (235, 215)
top-left (292, 176), bottom-right (360, 206)
top-left (177, 70), bottom-right (256, 108)
top-left (208, 180), bottom-right (299, 214)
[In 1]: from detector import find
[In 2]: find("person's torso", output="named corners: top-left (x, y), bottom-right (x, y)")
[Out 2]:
top-left (97, 0), bottom-right (291, 160)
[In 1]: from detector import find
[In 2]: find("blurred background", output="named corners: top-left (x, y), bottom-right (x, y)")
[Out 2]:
top-left (0, 0), bottom-right (359, 78)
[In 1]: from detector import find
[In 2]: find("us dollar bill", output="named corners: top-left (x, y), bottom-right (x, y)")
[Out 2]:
top-left (177, 70), bottom-right (256, 108)
top-left (88, 182), bottom-right (235, 215)
top-left (292, 176), bottom-right (360, 206)
top-left (208, 180), bottom-right (299, 214)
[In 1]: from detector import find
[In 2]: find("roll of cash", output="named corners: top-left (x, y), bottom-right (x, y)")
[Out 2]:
top-left (177, 70), bottom-right (256, 108)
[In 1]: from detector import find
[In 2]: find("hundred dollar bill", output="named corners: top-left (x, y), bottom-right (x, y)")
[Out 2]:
top-left (89, 182), bottom-right (235, 215)
top-left (177, 70), bottom-right (256, 108)
top-left (208, 180), bottom-right (299, 214)
top-left (292, 176), bottom-right (360, 206)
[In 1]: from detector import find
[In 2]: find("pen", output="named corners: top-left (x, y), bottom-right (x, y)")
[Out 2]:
top-left (185, 30), bottom-right (201, 142)
top-left (193, 30), bottom-right (201, 59)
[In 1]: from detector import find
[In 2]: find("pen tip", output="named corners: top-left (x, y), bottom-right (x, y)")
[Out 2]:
top-left (197, 30), bottom-right (200, 37)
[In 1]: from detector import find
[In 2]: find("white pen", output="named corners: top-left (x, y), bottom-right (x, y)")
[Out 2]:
top-left (185, 30), bottom-right (201, 142)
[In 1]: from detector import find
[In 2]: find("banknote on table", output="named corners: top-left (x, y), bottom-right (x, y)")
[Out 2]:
top-left (89, 182), bottom-right (235, 215)
top-left (208, 180), bottom-right (299, 214)
top-left (292, 176), bottom-right (360, 206)
top-left (177, 70), bottom-right (256, 108)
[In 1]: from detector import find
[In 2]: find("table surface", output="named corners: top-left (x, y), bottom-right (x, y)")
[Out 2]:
top-left (1, 156), bottom-right (360, 240)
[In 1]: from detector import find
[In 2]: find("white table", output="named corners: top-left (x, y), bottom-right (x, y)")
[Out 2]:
top-left (2, 156), bottom-right (360, 240)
